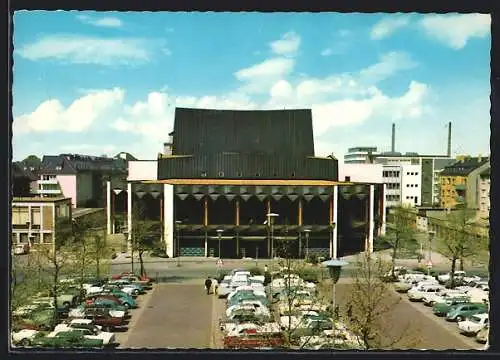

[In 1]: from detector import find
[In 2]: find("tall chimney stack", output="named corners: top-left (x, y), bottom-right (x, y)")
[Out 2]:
top-left (447, 122), bottom-right (452, 157)
top-left (391, 123), bottom-right (396, 152)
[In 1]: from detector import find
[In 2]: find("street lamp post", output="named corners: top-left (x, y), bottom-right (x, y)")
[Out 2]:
top-left (322, 259), bottom-right (349, 348)
top-left (330, 222), bottom-right (337, 259)
top-left (428, 230), bottom-right (436, 276)
top-left (216, 229), bottom-right (224, 259)
top-left (265, 212), bottom-right (279, 298)
top-left (175, 220), bottom-right (182, 267)
top-left (304, 228), bottom-right (311, 260)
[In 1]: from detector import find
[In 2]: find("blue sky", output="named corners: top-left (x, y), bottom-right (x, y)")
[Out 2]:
top-left (12, 11), bottom-right (491, 161)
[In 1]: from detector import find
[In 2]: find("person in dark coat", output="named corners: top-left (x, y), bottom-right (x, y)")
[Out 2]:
top-left (205, 277), bottom-right (213, 295)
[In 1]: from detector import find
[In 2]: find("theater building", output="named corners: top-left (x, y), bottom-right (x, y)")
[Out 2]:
top-left (106, 108), bottom-right (387, 259)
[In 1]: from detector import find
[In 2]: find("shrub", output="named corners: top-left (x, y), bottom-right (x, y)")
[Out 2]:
top-left (248, 267), bottom-right (264, 276)
top-left (306, 254), bottom-right (319, 265)
top-left (297, 267), bottom-right (321, 283)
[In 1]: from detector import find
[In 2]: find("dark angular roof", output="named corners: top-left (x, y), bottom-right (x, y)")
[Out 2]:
top-left (38, 154), bottom-right (129, 175)
top-left (12, 161), bottom-right (38, 180)
top-left (440, 157), bottom-right (490, 176)
top-left (172, 107), bottom-right (315, 159)
top-left (480, 167), bottom-right (490, 177)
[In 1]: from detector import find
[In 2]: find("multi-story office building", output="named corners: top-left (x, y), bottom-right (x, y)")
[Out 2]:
top-left (343, 147), bottom-right (379, 164)
top-left (439, 156), bottom-right (490, 209)
top-left (11, 197), bottom-right (73, 250)
top-left (372, 153), bottom-right (454, 207)
top-left (381, 164), bottom-right (422, 207)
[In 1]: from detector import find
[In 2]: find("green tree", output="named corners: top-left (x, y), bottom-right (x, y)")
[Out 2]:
top-left (436, 208), bottom-right (487, 288)
top-left (21, 155), bottom-right (42, 168)
top-left (385, 206), bottom-right (416, 277)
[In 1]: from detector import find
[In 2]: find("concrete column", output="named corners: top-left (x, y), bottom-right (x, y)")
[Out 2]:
top-left (106, 181), bottom-right (112, 235)
top-left (381, 183), bottom-right (387, 235)
top-left (127, 182), bottom-right (132, 253)
top-left (204, 231), bottom-right (208, 257)
top-left (164, 184), bottom-right (174, 258)
top-left (204, 197), bottom-right (208, 226)
top-left (298, 199), bottom-right (303, 226)
top-left (235, 199), bottom-right (240, 226)
top-left (333, 185), bottom-right (339, 259)
top-left (369, 184), bottom-right (375, 254)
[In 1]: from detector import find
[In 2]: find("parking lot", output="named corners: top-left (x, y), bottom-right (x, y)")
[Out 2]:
top-left (119, 283), bottom-right (213, 349)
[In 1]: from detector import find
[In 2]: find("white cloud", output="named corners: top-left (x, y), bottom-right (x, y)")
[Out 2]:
top-left (269, 31), bottom-right (301, 56)
top-left (14, 88), bottom-right (124, 134)
top-left (16, 35), bottom-right (166, 65)
top-left (370, 15), bottom-right (410, 40)
top-left (77, 14), bottom-right (123, 28)
top-left (358, 51), bottom-right (417, 84)
top-left (270, 80), bottom-right (293, 99)
top-left (234, 57), bottom-right (295, 94)
top-left (320, 48), bottom-right (333, 57)
top-left (419, 14), bottom-right (491, 49)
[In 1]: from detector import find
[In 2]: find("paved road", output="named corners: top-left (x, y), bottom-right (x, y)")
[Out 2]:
top-left (328, 282), bottom-right (482, 350)
top-left (122, 284), bottom-right (213, 349)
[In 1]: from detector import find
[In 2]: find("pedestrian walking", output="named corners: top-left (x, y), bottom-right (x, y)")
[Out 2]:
top-left (211, 277), bottom-right (219, 295)
top-left (204, 277), bottom-right (213, 295)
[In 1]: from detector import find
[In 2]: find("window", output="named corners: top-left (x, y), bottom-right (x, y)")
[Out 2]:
top-left (406, 184), bottom-right (409, 187)
top-left (12, 207), bottom-right (29, 225)
top-left (415, 172), bottom-right (419, 176)
top-left (31, 207), bottom-right (41, 228)
top-left (407, 172), bottom-right (410, 175)
top-left (218, 171), bottom-right (225, 177)
top-left (345, 176), bottom-right (351, 181)
top-left (201, 171), bottom-right (207, 177)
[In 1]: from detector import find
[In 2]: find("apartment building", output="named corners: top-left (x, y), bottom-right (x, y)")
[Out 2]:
top-left (12, 161), bottom-right (38, 197)
top-left (11, 197), bottom-right (73, 249)
top-left (439, 156), bottom-right (490, 209)
top-left (478, 168), bottom-right (490, 219)
top-left (35, 153), bottom-right (133, 208)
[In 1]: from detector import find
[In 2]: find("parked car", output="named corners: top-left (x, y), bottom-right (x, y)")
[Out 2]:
top-left (88, 293), bottom-right (136, 309)
top-left (476, 324), bottom-right (489, 344)
top-left (437, 271), bottom-right (466, 284)
top-left (11, 329), bottom-right (45, 346)
top-left (94, 289), bottom-right (137, 308)
top-left (13, 243), bottom-right (30, 255)
top-left (31, 331), bottom-right (104, 348)
top-left (457, 313), bottom-right (488, 336)
top-left (432, 296), bottom-right (471, 316)
top-left (422, 289), bottom-right (465, 307)
top-left (82, 308), bottom-right (128, 332)
top-left (108, 280), bottom-right (145, 295)
top-left (121, 275), bottom-right (153, 289)
top-left (84, 299), bottom-right (130, 317)
top-left (69, 304), bottom-right (125, 320)
top-left (407, 284), bottom-right (444, 302)
top-left (445, 303), bottom-right (488, 322)
top-left (49, 326), bottom-right (116, 346)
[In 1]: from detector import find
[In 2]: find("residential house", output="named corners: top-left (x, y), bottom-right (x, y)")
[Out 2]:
top-left (439, 156), bottom-right (490, 209)
top-left (35, 153), bottom-right (134, 208)
top-left (478, 168), bottom-right (490, 219)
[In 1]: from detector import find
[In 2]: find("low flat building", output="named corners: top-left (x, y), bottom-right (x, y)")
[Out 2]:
top-left (11, 197), bottom-right (73, 250)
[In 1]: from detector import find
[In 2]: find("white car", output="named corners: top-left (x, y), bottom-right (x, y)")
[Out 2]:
top-left (433, 291), bottom-right (470, 305)
top-left (48, 327), bottom-right (116, 345)
top-left (69, 306), bottom-right (125, 319)
top-left (423, 289), bottom-right (465, 306)
top-left (57, 318), bottom-right (103, 330)
top-left (458, 313), bottom-right (488, 335)
top-left (437, 271), bottom-right (467, 283)
top-left (11, 329), bottom-right (40, 346)
top-left (13, 243), bottom-right (29, 255)
top-left (407, 284), bottom-right (444, 301)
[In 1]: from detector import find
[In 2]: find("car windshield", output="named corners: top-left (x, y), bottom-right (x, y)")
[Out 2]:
top-left (470, 316), bottom-right (483, 323)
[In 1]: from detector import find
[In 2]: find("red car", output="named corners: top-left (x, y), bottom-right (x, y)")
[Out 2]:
top-left (111, 272), bottom-right (153, 283)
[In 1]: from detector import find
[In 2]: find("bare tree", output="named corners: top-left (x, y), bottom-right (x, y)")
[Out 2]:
top-left (436, 208), bottom-right (488, 288)
top-left (384, 206), bottom-right (416, 278)
top-left (131, 202), bottom-right (161, 276)
top-left (342, 253), bottom-right (418, 350)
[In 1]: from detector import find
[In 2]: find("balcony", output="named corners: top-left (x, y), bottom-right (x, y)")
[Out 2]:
top-left (35, 189), bottom-right (62, 195)
top-left (38, 179), bottom-right (58, 185)
top-left (454, 184), bottom-right (466, 191)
